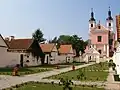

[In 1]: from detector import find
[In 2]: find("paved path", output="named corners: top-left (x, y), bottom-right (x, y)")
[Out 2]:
top-left (0, 62), bottom-right (95, 89)
top-left (105, 68), bottom-right (120, 90)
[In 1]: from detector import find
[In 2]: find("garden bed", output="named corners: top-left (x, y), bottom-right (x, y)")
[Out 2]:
top-left (3, 81), bottom-right (105, 90)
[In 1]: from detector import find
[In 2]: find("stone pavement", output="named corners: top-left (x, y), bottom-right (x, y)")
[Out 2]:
top-left (105, 68), bottom-right (120, 90)
top-left (0, 62), bottom-right (95, 89)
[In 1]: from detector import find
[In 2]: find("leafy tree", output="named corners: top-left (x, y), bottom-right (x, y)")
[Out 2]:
top-left (70, 35), bottom-right (85, 56)
top-left (57, 35), bottom-right (87, 56)
top-left (32, 28), bottom-right (46, 43)
top-left (57, 35), bottom-right (71, 45)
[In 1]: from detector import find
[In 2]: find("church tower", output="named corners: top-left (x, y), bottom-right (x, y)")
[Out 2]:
top-left (86, 7), bottom-right (115, 58)
top-left (89, 8), bottom-right (96, 32)
top-left (106, 7), bottom-right (113, 31)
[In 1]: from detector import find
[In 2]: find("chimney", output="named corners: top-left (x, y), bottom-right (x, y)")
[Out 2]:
top-left (10, 36), bottom-right (15, 40)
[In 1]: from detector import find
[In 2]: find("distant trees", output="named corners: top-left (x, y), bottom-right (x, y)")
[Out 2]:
top-left (50, 35), bottom-right (88, 56)
top-left (32, 28), bottom-right (88, 56)
top-left (49, 36), bottom-right (58, 43)
top-left (32, 28), bottom-right (46, 43)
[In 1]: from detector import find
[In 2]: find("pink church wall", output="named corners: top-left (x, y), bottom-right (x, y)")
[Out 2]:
top-left (90, 32), bottom-right (109, 45)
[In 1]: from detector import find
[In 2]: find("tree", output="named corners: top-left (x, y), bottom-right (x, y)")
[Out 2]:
top-left (57, 35), bottom-right (71, 45)
top-left (70, 35), bottom-right (87, 56)
top-left (57, 35), bottom-right (87, 56)
top-left (49, 36), bottom-right (58, 43)
top-left (32, 28), bottom-right (46, 43)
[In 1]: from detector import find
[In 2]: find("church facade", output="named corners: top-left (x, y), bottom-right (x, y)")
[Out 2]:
top-left (86, 8), bottom-right (115, 58)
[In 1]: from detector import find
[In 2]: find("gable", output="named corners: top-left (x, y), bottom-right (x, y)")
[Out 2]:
top-left (51, 45), bottom-right (58, 52)
top-left (69, 46), bottom-right (74, 54)
top-left (0, 34), bottom-right (7, 47)
top-left (96, 24), bottom-right (108, 31)
top-left (40, 44), bottom-right (55, 53)
top-left (86, 46), bottom-right (100, 55)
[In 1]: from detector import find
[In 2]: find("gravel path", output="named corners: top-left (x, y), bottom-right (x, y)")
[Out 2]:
top-left (0, 62), bottom-right (95, 89)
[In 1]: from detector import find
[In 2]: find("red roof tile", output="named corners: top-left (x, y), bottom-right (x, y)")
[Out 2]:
top-left (59, 45), bottom-right (73, 54)
top-left (6, 39), bottom-right (33, 50)
top-left (40, 43), bottom-right (55, 53)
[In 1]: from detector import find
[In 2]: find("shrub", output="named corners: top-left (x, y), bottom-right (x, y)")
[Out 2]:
top-left (77, 75), bottom-right (80, 80)
top-left (84, 77), bottom-right (87, 80)
top-left (51, 81), bottom-right (54, 85)
top-left (82, 85), bottom-right (85, 87)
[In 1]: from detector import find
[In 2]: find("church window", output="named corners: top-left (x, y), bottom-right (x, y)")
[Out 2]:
top-left (98, 50), bottom-right (101, 54)
top-left (98, 25), bottom-right (101, 29)
top-left (89, 56), bottom-right (91, 60)
top-left (97, 36), bottom-right (102, 42)
top-left (109, 23), bottom-right (111, 26)
top-left (109, 39), bottom-right (113, 45)
top-left (91, 24), bottom-right (93, 27)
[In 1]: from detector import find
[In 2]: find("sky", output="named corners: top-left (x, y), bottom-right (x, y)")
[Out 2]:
top-left (0, 0), bottom-right (120, 40)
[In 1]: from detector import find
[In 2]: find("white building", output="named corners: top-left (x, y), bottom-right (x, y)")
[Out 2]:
top-left (83, 46), bottom-right (100, 63)
top-left (113, 42), bottom-right (120, 75)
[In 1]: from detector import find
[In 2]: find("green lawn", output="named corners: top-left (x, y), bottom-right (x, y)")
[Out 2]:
top-left (0, 62), bottom-right (83, 76)
top-left (10, 83), bottom-right (104, 90)
top-left (47, 62), bottom-right (109, 81)
top-left (0, 67), bottom-right (51, 75)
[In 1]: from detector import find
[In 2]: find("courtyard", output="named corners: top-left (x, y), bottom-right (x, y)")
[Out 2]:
top-left (47, 62), bottom-right (109, 81)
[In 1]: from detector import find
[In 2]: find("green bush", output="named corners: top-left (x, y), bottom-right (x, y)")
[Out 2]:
top-left (114, 74), bottom-right (120, 81)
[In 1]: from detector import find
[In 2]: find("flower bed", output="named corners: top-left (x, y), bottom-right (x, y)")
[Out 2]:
top-left (2, 81), bottom-right (105, 90)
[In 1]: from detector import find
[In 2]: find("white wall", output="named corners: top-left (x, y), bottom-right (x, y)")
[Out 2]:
top-left (51, 52), bottom-right (58, 57)
top-left (50, 55), bottom-right (74, 64)
top-left (0, 47), bottom-right (20, 67)
top-left (113, 52), bottom-right (120, 75)
top-left (51, 55), bottom-right (67, 64)
top-left (0, 47), bottom-right (42, 67)
top-left (23, 53), bottom-right (41, 67)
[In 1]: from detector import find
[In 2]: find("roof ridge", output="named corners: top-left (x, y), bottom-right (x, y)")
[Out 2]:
top-left (13, 38), bottom-right (33, 40)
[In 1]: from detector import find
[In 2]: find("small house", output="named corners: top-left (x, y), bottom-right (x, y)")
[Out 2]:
top-left (40, 43), bottom-right (58, 64)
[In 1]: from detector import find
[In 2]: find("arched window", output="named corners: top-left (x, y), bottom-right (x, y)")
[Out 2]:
top-left (109, 23), bottom-right (111, 26)
top-left (98, 25), bottom-right (101, 29)
top-left (98, 50), bottom-right (101, 54)
top-left (91, 24), bottom-right (93, 27)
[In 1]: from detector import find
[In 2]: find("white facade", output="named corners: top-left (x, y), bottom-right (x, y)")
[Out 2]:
top-left (89, 21), bottom-right (96, 32)
top-left (113, 43), bottom-right (120, 75)
top-left (44, 45), bottom-right (58, 64)
top-left (0, 35), bottom-right (42, 67)
top-left (106, 20), bottom-right (113, 31)
top-left (83, 46), bottom-right (100, 63)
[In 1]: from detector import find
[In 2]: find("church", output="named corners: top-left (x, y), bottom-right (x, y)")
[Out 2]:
top-left (85, 7), bottom-right (115, 59)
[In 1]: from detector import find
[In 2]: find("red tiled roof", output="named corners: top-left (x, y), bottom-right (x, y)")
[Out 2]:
top-left (40, 43), bottom-right (55, 53)
top-left (59, 45), bottom-right (73, 54)
top-left (5, 39), bottom-right (33, 50)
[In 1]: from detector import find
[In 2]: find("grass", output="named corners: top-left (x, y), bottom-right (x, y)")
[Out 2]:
top-left (0, 67), bottom-right (51, 75)
top-left (47, 62), bottom-right (109, 81)
top-left (9, 83), bottom-right (105, 90)
top-left (0, 62), bottom-right (84, 75)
